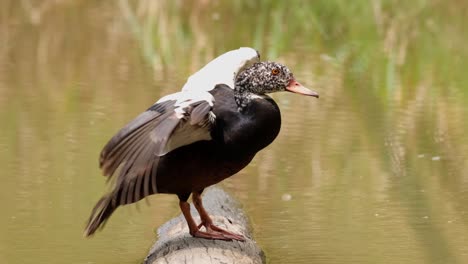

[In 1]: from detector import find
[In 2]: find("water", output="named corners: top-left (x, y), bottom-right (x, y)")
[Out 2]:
top-left (1, 1), bottom-right (468, 263)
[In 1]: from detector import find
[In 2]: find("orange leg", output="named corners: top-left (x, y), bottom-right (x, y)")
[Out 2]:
top-left (179, 200), bottom-right (232, 240)
top-left (192, 191), bottom-right (245, 241)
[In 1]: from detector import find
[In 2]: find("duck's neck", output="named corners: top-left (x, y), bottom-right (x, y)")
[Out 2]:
top-left (234, 84), bottom-right (262, 112)
top-left (234, 90), bottom-right (249, 112)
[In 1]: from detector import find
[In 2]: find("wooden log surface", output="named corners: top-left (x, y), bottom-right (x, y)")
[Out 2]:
top-left (144, 187), bottom-right (265, 264)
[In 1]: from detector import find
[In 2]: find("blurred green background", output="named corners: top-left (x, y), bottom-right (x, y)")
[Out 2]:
top-left (1, 0), bottom-right (467, 263)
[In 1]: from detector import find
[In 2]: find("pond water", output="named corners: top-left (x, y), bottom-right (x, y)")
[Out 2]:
top-left (1, 1), bottom-right (468, 264)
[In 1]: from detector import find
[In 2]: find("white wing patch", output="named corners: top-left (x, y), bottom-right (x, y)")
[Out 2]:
top-left (181, 47), bottom-right (260, 92)
top-left (161, 118), bottom-right (212, 155)
top-left (153, 90), bottom-right (216, 156)
top-left (157, 89), bottom-right (214, 106)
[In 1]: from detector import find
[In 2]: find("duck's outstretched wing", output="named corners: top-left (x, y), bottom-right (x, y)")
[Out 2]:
top-left (99, 91), bottom-right (215, 197)
top-left (85, 91), bottom-right (216, 236)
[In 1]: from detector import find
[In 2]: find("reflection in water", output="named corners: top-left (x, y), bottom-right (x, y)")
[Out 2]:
top-left (1, 1), bottom-right (468, 264)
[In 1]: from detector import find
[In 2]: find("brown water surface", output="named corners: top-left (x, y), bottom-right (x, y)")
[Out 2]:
top-left (1, 1), bottom-right (468, 263)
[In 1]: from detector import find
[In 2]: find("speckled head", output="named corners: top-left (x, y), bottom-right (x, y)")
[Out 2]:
top-left (235, 62), bottom-right (292, 94)
top-left (234, 61), bottom-right (318, 109)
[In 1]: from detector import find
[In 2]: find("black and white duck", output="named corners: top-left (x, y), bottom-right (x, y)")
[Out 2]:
top-left (85, 47), bottom-right (319, 241)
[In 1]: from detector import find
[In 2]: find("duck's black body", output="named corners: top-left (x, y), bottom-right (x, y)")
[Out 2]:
top-left (85, 54), bottom-right (318, 241)
top-left (156, 84), bottom-right (281, 198)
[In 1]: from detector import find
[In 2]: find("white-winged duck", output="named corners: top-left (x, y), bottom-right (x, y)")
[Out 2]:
top-left (85, 47), bottom-right (319, 241)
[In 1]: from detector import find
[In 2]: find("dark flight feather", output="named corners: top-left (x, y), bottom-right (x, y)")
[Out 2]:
top-left (85, 97), bottom-right (215, 236)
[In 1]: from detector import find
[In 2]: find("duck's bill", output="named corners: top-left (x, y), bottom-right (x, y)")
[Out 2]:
top-left (286, 80), bottom-right (319, 98)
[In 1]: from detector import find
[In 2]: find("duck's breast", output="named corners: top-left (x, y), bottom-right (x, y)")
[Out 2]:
top-left (210, 85), bottom-right (281, 154)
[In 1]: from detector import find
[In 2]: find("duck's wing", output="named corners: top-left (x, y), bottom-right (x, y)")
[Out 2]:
top-left (181, 47), bottom-right (260, 92)
top-left (99, 90), bottom-right (216, 202)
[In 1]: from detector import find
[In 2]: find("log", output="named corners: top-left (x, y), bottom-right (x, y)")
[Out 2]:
top-left (144, 187), bottom-right (266, 264)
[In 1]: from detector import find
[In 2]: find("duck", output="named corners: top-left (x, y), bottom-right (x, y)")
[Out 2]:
top-left (84, 47), bottom-right (319, 241)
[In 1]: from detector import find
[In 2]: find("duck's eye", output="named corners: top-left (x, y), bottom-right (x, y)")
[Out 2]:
top-left (271, 68), bottom-right (280, 75)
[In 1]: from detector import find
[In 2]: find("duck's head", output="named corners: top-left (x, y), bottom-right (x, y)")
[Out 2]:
top-left (234, 61), bottom-right (318, 109)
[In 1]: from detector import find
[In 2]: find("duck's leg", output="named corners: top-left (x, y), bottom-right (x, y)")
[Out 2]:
top-left (178, 194), bottom-right (230, 240)
top-left (192, 190), bottom-right (245, 241)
